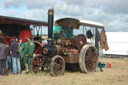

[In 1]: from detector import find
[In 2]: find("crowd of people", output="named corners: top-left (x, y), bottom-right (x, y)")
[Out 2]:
top-left (0, 36), bottom-right (35, 76)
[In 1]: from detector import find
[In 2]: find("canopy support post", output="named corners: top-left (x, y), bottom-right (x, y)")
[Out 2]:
top-left (95, 28), bottom-right (99, 56)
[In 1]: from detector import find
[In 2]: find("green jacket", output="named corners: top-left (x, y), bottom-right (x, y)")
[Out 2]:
top-left (18, 42), bottom-right (25, 58)
top-left (24, 41), bottom-right (35, 57)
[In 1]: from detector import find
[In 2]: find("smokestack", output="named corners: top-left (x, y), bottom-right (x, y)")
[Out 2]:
top-left (48, 9), bottom-right (54, 45)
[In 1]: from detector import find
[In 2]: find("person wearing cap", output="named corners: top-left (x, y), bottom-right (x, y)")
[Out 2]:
top-left (18, 38), bottom-right (25, 70)
top-left (24, 36), bottom-right (35, 73)
top-left (10, 37), bottom-right (21, 74)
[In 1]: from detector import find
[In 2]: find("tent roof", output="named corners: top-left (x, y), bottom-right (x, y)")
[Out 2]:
top-left (0, 15), bottom-right (48, 26)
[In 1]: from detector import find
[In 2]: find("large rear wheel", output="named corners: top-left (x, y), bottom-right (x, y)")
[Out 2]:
top-left (50, 55), bottom-right (65, 76)
top-left (79, 45), bottom-right (98, 73)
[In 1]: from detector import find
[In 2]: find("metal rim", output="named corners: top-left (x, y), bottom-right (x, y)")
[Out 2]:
top-left (50, 55), bottom-right (65, 76)
top-left (79, 45), bottom-right (98, 73)
top-left (84, 46), bottom-right (98, 72)
top-left (31, 55), bottom-right (43, 74)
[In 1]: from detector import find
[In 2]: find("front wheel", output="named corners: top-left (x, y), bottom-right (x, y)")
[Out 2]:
top-left (50, 55), bottom-right (65, 76)
top-left (31, 55), bottom-right (43, 74)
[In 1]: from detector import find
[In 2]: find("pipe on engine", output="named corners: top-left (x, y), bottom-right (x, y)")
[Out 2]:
top-left (48, 9), bottom-right (54, 45)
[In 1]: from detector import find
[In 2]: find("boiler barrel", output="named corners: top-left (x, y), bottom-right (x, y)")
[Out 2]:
top-left (41, 44), bottom-right (57, 57)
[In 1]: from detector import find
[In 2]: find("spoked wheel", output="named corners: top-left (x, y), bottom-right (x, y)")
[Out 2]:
top-left (31, 55), bottom-right (43, 74)
top-left (79, 45), bottom-right (98, 73)
top-left (50, 55), bottom-right (65, 76)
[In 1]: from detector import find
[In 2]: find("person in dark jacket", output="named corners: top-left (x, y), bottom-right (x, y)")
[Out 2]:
top-left (10, 37), bottom-right (21, 74)
top-left (0, 36), bottom-right (8, 76)
top-left (6, 42), bottom-right (12, 71)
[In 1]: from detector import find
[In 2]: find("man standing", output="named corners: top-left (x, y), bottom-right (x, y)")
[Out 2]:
top-left (6, 42), bottom-right (12, 71)
top-left (10, 37), bottom-right (21, 74)
top-left (0, 36), bottom-right (8, 76)
top-left (18, 38), bottom-right (25, 70)
top-left (24, 36), bottom-right (35, 73)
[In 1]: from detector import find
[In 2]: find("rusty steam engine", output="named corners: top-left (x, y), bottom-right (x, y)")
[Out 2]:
top-left (42, 9), bottom-right (87, 59)
top-left (33, 9), bottom-right (99, 76)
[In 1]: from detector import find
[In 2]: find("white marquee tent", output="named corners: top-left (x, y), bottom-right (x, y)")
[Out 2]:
top-left (103, 32), bottom-right (128, 55)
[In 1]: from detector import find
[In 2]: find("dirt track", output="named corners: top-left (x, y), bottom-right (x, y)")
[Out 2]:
top-left (0, 58), bottom-right (128, 85)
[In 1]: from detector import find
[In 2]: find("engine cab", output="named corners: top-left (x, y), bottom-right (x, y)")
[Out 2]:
top-left (41, 18), bottom-right (87, 64)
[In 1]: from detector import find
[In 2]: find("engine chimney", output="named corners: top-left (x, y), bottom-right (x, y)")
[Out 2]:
top-left (48, 9), bottom-right (54, 45)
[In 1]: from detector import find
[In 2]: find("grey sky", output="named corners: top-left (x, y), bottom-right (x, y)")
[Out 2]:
top-left (0, 0), bottom-right (128, 32)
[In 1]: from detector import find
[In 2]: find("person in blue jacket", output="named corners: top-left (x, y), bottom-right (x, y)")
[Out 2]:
top-left (10, 37), bottom-right (21, 74)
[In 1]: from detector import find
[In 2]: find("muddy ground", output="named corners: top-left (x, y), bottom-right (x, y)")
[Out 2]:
top-left (0, 58), bottom-right (128, 85)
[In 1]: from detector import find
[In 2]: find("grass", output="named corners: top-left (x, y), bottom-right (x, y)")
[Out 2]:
top-left (0, 58), bottom-right (128, 85)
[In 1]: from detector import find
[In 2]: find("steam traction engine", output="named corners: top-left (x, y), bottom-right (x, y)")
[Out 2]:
top-left (31, 9), bottom-right (105, 76)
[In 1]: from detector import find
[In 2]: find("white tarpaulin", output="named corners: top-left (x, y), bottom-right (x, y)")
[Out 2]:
top-left (103, 32), bottom-right (128, 55)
